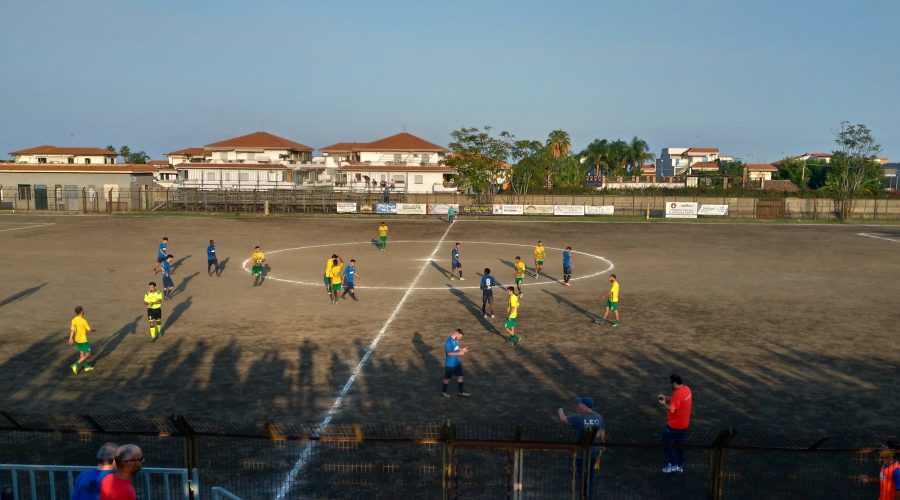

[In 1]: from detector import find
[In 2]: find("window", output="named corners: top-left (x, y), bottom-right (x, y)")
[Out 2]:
top-left (245, 152), bottom-right (256, 161)
top-left (205, 171), bottom-right (216, 181)
top-left (222, 171), bottom-right (232, 181)
top-left (18, 184), bottom-right (30, 199)
top-left (421, 154), bottom-right (431, 165)
top-left (239, 172), bottom-right (250, 182)
top-left (355, 173), bottom-right (362, 182)
top-left (38, 157), bottom-right (47, 164)
top-left (414, 175), bottom-right (423, 184)
top-left (55, 185), bottom-right (63, 202)
top-left (68, 158), bottom-right (75, 164)
top-left (393, 154), bottom-right (402, 163)
top-left (84, 158), bottom-right (91, 164)
top-left (392, 174), bottom-right (405, 184)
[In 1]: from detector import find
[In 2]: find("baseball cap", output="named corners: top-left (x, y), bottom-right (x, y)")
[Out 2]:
top-left (576, 397), bottom-right (594, 409)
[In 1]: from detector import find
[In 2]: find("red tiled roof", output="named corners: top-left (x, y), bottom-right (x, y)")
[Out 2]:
top-left (321, 133), bottom-right (447, 153)
top-left (166, 147), bottom-right (210, 156)
top-left (690, 161), bottom-right (719, 170)
top-left (684, 147), bottom-right (719, 155)
top-left (176, 162), bottom-right (289, 170)
top-left (0, 163), bottom-right (155, 173)
top-left (746, 163), bottom-right (777, 172)
top-left (805, 152), bottom-right (832, 158)
top-left (205, 131), bottom-right (313, 152)
top-left (10, 145), bottom-right (117, 156)
top-left (148, 160), bottom-right (170, 166)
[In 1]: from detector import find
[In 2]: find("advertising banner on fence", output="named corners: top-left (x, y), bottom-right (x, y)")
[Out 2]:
top-left (336, 202), bottom-right (357, 213)
top-left (524, 204), bottom-right (555, 215)
top-left (427, 203), bottom-right (460, 215)
top-left (375, 203), bottom-right (397, 214)
top-left (462, 205), bottom-right (493, 215)
top-left (359, 204), bottom-right (373, 213)
top-left (396, 203), bottom-right (427, 215)
top-left (492, 204), bottom-right (525, 215)
top-left (584, 205), bottom-right (615, 215)
top-left (554, 205), bottom-right (586, 216)
top-left (665, 202), bottom-right (699, 218)
top-left (698, 204), bottom-right (729, 216)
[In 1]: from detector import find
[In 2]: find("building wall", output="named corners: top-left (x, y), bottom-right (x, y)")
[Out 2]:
top-left (337, 170), bottom-right (453, 193)
top-left (13, 154), bottom-right (115, 164)
top-left (177, 167), bottom-right (292, 189)
top-left (0, 171), bottom-right (152, 190)
top-left (208, 149), bottom-right (311, 164)
top-left (357, 151), bottom-right (443, 165)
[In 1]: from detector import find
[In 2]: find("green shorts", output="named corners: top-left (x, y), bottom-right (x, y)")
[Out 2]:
top-left (606, 300), bottom-right (619, 311)
top-left (324, 276), bottom-right (331, 285)
top-left (515, 277), bottom-right (523, 284)
top-left (536, 260), bottom-right (544, 266)
top-left (380, 236), bottom-right (387, 242)
top-left (331, 283), bottom-right (341, 292)
top-left (505, 318), bottom-right (517, 329)
top-left (252, 265), bottom-right (263, 276)
top-left (75, 342), bottom-right (91, 354)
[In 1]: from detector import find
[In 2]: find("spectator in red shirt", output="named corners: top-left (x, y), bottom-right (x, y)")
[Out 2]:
top-left (657, 374), bottom-right (692, 473)
top-left (100, 444), bottom-right (142, 500)
top-left (862, 441), bottom-right (900, 500)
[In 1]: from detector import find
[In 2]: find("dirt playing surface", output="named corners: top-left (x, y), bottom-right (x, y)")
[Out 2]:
top-left (1, 214), bottom-right (898, 435)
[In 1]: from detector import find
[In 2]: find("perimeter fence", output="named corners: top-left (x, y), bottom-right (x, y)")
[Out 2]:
top-left (0, 412), bottom-right (894, 499)
top-left (3, 186), bottom-right (900, 220)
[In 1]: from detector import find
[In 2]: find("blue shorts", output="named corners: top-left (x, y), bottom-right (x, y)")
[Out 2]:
top-left (343, 282), bottom-right (355, 290)
top-left (162, 277), bottom-right (174, 288)
top-left (452, 261), bottom-right (461, 270)
top-left (563, 266), bottom-right (572, 274)
top-left (444, 364), bottom-right (463, 378)
top-left (482, 290), bottom-right (493, 304)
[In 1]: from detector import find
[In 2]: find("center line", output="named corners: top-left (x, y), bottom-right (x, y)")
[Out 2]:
top-left (275, 222), bottom-right (456, 499)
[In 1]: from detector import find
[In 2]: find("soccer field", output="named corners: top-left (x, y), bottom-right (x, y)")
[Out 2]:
top-left (1, 215), bottom-right (899, 430)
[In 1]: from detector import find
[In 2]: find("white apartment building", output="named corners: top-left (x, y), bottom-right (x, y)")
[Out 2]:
top-left (165, 148), bottom-right (211, 165)
top-left (10, 146), bottom-right (117, 165)
top-left (656, 147), bottom-right (728, 177)
top-left (321, 132), bottom-right (455, 193)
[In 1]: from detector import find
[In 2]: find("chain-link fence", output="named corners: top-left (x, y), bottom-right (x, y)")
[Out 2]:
top-left (0, 412), bottom-right (894, 499)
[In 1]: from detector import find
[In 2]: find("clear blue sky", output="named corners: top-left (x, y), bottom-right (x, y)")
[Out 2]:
top-left (2, 0), bottom-right (898, 163)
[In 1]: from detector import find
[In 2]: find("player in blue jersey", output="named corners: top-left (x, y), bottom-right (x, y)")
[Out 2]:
top-left (450, 242), bottom-right (464, 280)
top-left (562, 246), bottom-right (573, 286)
top-left (161, 255), bottom-right (175, 299)
top-left (480, 267), bottom-right (496, 318)
top-left (340, 259), bottom-right (360, 301)
top-left (442, 328), bottom-right (471, 398)
top-left (152, 237), bottom-right (168, 273)
top-left (207, 240), bottom-right (220, 277)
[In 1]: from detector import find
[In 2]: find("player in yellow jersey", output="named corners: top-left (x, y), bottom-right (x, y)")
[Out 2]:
top-left (378, 222), bottom-right (388, 251)
top-left (504, 287), bottom-right (521, 345)
top-left (329, 257), bottom-right (344, 303)
top-left (68, 306), bottom-right (96, 374)
top-left (250, 246), bottom-right (266, 287)
top-left (324, 253), bottom-right (338, 294)
top-left (144, 282), bottom-right (164, 340)
top-left (513, 256), bottom-right (526, 297)
top-left (533, 241), bottom-right (546, 278)
top-left (598, 274), bottom-right (621, 327)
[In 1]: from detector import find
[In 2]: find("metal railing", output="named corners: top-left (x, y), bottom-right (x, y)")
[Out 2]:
top-left (210, 486), bottom-right (243, 500)
top-left (0, 464), bottom-right (198, 500)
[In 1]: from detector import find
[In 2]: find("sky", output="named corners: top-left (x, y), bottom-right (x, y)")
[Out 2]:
top-left (1, 0), bottom-right (898, 163)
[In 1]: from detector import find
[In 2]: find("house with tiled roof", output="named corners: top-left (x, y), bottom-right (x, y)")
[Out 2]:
top-left (10, 145), bottom-right (117, 165)
top-left (746, 163), bottom-right (778, 182)
top-left (171, 131), bottom-right (315, 189)
top-left (321, 132), bottom-right (454, 193)
top-left (0, 163), bottom-right (155, 211)
top-left (656, 147), bottom-right (732, 177)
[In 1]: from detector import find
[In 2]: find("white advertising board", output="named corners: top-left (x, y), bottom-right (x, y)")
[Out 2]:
top-left (428, 203), bottom-right (459, 215)
top-left (553, 205), bottom-right (586, 216)
top-left (584, 205), bottom-right (615, 215)
top-left (336, 202), bottom-right (357, 213)
top-left (523, 204), bottom-right (555, 215)
top-left (698, 204), bottom-right (729, 216)
top-left (396, 203), bottom-right (427, 215)
top-left (665, 202), bottom-right (699, 218)
top-left (492, 204), bottom-right (525, 215)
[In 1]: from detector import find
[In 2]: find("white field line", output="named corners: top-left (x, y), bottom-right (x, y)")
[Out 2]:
top-left (857, 232), bottom-right (900, 243)
top-left (274, 224), bottom-right (456, 499)
top-left (241, 241), bottom-right (614, 290)
top-left (0, 223), bottom-right (55, 233)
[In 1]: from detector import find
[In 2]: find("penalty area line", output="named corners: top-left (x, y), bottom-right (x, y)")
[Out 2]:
top-left (274, 222), bottom-right (456, 499)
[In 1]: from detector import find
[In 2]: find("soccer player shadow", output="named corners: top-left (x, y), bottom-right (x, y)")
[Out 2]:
top-left (0, 283), bottom-right (46, 308)
top-left (161, 296), bottom-right (193, 335)
top-left (217, 257), bottom-right (230, 275)
top-left (258, 264), bottom-right (272, 285)
top-left (542, 289), bottom-right (597, 322)
top-left (445, 285), bottom-right (504, 339)
top-left (92, 315), bottom-right (142, 363)
top-left (171, 254), bottom-right (191, 271)
top-left (172, 272), bottom-right (200, 297)
top-left (369, 238), bottom-right (380, 249)
top-left (430, 261), bottom-right (453, 279)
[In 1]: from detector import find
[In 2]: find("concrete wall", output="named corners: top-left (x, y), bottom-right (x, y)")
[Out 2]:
top-left (358, 151), bottom-right (442, 164)
top-left (14, 154), bottom-right (115, 164)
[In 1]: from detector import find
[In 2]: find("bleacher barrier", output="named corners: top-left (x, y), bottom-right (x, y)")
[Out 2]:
top-left (2, 186), bottom-right (900, 220)
top-left (0, 412), bottom-right (894, 499)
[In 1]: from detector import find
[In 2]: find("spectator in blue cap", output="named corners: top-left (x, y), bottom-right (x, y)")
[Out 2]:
top-left (559, 397), bottom-right (606, 498)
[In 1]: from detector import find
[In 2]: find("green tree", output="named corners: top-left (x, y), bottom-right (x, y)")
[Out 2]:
top-left (508, 139), bottom-right (548, 200)
top-left (128, 151), bottom-right (150, 164)
top-left (443, 127), bottom-right (514, 203)
top-left (777, 157), bottom-right (809, 189)
top-left (118, 145), bottom-right (131, 163)
top-left (822, 122), bottom-right (883, 221)
top-left (626, 136), bottom-right (654, 176)
top-left (579, 139), bottom-right (610, 177)
top-left (720, 160), bottom-right (745, 178)
top-left (544, 130), bottom-right (572, 189)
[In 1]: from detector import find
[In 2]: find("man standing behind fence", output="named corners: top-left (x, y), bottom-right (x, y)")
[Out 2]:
top-left (72, 442), bottom-right (117, 500)
top-left (862, 441), bottom-right (900, 500)
top-left (658, 374), bottom-right (692, 474)
top-left (558, 397), bottom-right (606, 499)
top-left (100, 444), bottom-right (142, 500)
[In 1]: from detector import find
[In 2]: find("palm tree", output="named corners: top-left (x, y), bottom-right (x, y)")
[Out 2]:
top-left (545, 130), bottom-right (571, 189)
top-left (579, 139), bottom-right (609, 178)
top-left (627, 137), bottom-right (654, 176)
top-left (118, 145), bottom-right (131, 163)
